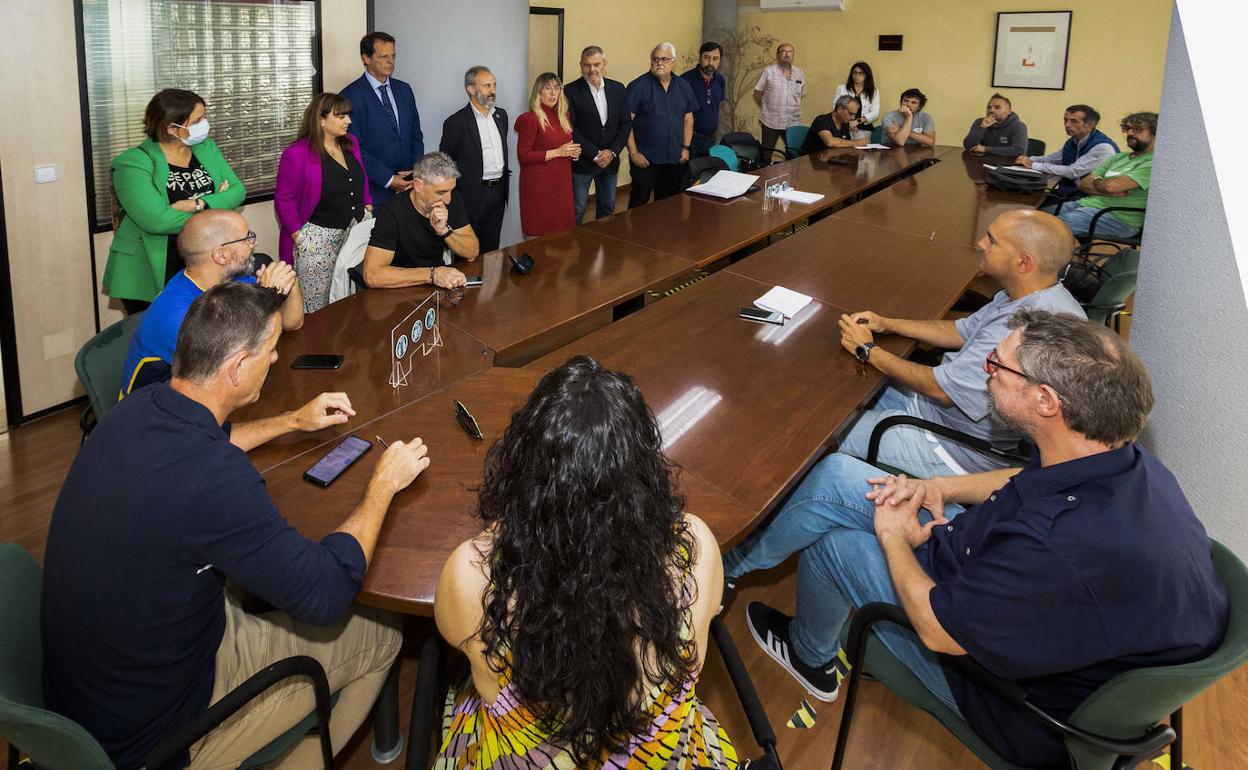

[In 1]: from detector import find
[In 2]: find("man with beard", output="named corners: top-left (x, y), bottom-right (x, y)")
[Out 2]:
top-left (565, 46), bottom-right (631, 223)
top-left (679, 41), bottom-right (726, 157)
top-left (440, 66), bottom-right (510, 252)
top-left (120, 210), bottom-right (303, 396)
top-left (733, 309), bottom-right (1227, 770)
top-left (963, 93), bottom-right (1029, 157)
top-left (1058, 111), bottom-right (1157, 240)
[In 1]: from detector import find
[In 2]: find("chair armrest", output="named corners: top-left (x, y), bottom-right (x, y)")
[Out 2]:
top-left (847, 603), bottom-right (1176, 760)
top-left (866, 415), bottom-right (1030, 469)
top-left (764, 148), bottom-right (789, 164)
top-left (141, 655), bottom-right (334, 770)
top-left (1088, 207), bottom-right (1145, 238)
top-left (710, 617), bottom-right (780, 765)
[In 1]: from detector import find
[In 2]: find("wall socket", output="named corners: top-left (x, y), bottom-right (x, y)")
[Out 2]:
top-left (35, 164), bottom-right (58, 184)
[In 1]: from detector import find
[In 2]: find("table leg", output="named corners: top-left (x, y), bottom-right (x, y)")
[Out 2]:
top-left (371, 663), bottom-right (404, 763)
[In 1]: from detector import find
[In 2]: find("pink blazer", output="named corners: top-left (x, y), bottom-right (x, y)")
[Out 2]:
top-left (273, 135), bottom-right (373, 264)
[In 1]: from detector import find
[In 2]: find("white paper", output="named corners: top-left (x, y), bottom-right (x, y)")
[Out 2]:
top-left (771, 189), bottom-right (824, 205)
top-left (755, 285), bottom-right (813, 319)
top-left (687, 170), bottom-right (759, 199)
top-left (859, 143), bottom-right (892, 150)
top-left (983, 164), bottom-right (1043, 175)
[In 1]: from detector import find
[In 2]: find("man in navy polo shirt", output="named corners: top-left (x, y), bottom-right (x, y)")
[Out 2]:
top-left (679, 41), bottom-right (726, 158)
top-left (736, 309), bottom-right (1227, 769)
top-left (626, 41), bottom-right (696, 208)
top-left (44, 282), bottom-right (432, 769)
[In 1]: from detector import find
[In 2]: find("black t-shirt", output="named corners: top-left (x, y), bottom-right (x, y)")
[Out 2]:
top-left (309, 151), bottom-right (366, 230)
top-left (801, 113), bottom-right (852, 154)
top-left (369, 189), bottom-right (471, 269)
top-left (165, 155), bottom-right (215, 282)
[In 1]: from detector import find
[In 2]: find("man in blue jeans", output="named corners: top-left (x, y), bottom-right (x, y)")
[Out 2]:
top-left (730, 310), bottom-right (1228, 769)
top-left (565, 45), bottom-right (631, 222)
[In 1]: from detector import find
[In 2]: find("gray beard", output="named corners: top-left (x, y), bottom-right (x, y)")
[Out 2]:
top-left (227, 255), bottom-right (255, 280)
top-left (987, 385), bottom-right (1033, 438)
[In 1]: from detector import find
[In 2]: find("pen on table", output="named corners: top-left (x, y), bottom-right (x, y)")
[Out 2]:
top-left (929, 231), bottom-right (936, 240)
top-left (375, 435), bottom-right (389, 448)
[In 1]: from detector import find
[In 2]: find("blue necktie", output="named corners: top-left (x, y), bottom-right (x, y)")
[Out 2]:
top-left (378, 83), bottom-right (400, 136)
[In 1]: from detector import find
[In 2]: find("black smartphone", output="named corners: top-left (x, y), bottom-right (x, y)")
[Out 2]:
top-left (509, 252), bottom-right (535, 274)
top-left (465, 275), bottom-right (483, 287)
top-left (292, 354), bottom-right (344, 370)
top-left (304, 435), bottom-right (371, 487)
top-left (738, 307), bottom-right (784, 325)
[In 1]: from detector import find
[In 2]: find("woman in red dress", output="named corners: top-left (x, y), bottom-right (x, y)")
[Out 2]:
top-left (515, 72), bottom-right (581, 237)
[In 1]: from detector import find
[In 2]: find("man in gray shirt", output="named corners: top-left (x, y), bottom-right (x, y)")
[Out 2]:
top-left (882, 88), bottom-right (936, 147)
top-left (964, 93), bottom-right (1028, 157)
top-left (837, 209), bottom-right (1085, 476)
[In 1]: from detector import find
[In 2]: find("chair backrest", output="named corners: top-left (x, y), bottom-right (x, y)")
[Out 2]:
top-left (0, 543), bottom-right (115, 769)
top-left (870, 125), bottom-right (884, 144)
top-left (74, 312), bottom-right (145, 419)
top-left (1027, 138), bottom-right (1046, 156)
top-left (709, 144), bottom-right (739, 172)
top-left (685, 156), bottom-right (729, 188)
top-left (785, 125), bottom-right (810, 157)
top-left (1084, 270), bottom-right (1137, 326)
top-left (1064, 539), bottom-right (1248, 769)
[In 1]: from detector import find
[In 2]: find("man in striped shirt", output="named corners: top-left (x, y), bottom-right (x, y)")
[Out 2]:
top-left (753, 43), bottom-right (806, 157)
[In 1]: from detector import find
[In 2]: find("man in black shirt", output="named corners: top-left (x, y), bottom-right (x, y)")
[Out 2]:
top-left (364, 151), bottom-right (480, 289)
top-left (801, 95), bottom-right (869, 154)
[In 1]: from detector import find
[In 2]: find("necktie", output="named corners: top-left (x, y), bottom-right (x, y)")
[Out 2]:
top-left (378, 83), bottom-right (400, 136)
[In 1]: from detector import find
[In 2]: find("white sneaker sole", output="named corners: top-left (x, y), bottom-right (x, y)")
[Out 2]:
top-left (746, 608), bottom-right (840, 703)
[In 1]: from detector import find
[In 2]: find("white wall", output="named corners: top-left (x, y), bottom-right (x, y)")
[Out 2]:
top-left (1132, 4), bottom-right (1248, 557)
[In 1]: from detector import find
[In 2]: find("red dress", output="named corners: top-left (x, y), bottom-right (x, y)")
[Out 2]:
top-left (515, 105), bottom-right (575, 236)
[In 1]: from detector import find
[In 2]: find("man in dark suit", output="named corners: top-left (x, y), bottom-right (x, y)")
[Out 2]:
top-left (439, 66), bottom-right (509, 253)
top-left (340, 32), bottom-right (425, 207)
top-left (565, 46), bottom-right (631, 223)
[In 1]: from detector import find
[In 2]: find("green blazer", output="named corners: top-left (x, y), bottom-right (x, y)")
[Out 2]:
top-left (102, 137), bottom-right (245, 302)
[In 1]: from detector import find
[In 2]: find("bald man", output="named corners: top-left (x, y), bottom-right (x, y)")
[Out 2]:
top-left (120, 210), bottom-right (304, 396)
top-left (833, 209), bottom-right (1086, 477)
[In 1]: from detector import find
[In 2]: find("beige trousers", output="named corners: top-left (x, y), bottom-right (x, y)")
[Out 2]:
top-left (187, 594), bottom-right (402, 770)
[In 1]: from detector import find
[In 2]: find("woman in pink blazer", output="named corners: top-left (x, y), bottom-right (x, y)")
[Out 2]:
top-left (275, 92), bottom-right (373, 312)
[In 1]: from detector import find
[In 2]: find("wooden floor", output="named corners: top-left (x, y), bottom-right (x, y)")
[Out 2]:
top-left (3, 407), bottom-right (1245, 770)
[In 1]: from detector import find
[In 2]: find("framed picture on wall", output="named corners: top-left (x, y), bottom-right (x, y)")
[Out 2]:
top-left (992, 11), bottom-right (1073, 90)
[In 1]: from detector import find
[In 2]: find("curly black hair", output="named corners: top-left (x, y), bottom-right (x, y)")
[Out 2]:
top-left (476, 356), bottom-right (697, 765)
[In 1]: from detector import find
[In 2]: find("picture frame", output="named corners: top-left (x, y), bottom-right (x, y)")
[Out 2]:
top-left (991, 11), bottom-right (1073, 90)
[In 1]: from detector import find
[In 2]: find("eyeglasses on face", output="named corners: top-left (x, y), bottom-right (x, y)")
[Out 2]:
top-left (219, 230), bottom-right (257, 248)
top-left (651, 56), bottom-right (674, 63)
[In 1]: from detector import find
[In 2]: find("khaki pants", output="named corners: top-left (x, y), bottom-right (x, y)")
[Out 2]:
top-left (187, 594), bottom-right (402, 770)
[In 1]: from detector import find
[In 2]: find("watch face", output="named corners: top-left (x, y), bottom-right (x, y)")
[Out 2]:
top-left (855, 344), bottom-right (869, 363)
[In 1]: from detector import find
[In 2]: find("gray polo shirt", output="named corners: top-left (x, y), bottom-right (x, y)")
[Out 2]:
top-left (882, 110), bottom-right (935, 146)
top-left (915, 284), bottom-right (1086, 473)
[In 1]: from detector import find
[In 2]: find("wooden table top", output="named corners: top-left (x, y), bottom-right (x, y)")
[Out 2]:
top-left (262, 368), bottom-right (754, 614)
top-left (577, 145), bottom-right (942, 266)
top-left (726, 218), bottom-right (982, 321)
top-left (437, 229), bottom-right (697, 366)
top-left (236, 287), bottom-right (494, 472)
top-left (526, 271), bottom-right (913, 518)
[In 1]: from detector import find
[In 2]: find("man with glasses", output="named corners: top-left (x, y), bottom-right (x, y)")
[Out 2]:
top-left (753, 43), bottom-right (806, 156)
top-left (121, 210), bottom-right (304, 396)
top-left (734, 309), bottom-right (1227, 770)
top-left (1057, 111), bottom-right (1157, 239)
top-left (626, 42), bottom-right (697, 207)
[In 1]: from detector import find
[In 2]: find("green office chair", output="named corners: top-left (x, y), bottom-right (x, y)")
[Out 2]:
top-left (869, 126), bottom-right (884, 144)
top-left (73, 312), bottom-right (145, 437)
top-left (831, 538), bottom-right (1248, 770)
top-left (0, 543), bottom-right (334, 770)
top-left (785, 125), bottom-right (810, 158)
top-left (709, 144), bottom-right (739, 172)
top-left (1082, 248), bottom-right (1139, 332)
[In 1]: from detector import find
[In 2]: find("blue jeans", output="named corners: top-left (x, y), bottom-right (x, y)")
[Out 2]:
top-left (839, 385), bottom-right (970, 478)
top-left (572, 170), bottom-right (618, 223)
top-left (725, 452), bottom-right (964, 712)
top-left (1059, 205), bottom-right (1141, 240)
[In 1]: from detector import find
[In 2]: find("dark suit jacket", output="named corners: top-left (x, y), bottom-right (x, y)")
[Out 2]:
top-left (340, 73), bottom-right (424, 206)
top-left (565, 77), bottom-right (631, 175)
top-left (439, 103), bottom-right (511, 220)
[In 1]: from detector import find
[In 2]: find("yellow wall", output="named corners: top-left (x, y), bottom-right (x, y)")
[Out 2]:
top-left (738, 0), bottom-right (1172, 154)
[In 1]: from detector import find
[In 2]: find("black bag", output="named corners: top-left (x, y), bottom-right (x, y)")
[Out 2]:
top-left (986, 166), bottom-right (1048, 193)
top-left (1061, 252), bottom-right (1112, 304)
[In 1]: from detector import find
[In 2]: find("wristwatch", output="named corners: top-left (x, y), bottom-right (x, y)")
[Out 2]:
top-left (682, 145), bottom-right (692, 150)
top-left (429, 266), bottom-right (437, 284)
top-left (194, 198), bottom-right (206, 212)
top-left (854, 341), bottom-right (877, 364)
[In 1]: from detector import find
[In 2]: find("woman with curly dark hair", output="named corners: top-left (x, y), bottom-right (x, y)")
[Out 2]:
top-left (434, 356), bottom-right (737, 769)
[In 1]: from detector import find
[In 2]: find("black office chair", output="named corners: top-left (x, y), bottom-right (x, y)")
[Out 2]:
top-left (685, 156), bottom-right (730, 189)
top-left (1026, 138), bottom-right (1046, 156)
top-left (865, 415), bottom-right (1032, 476)
top-left (720, 132), bottom-right (786, 172)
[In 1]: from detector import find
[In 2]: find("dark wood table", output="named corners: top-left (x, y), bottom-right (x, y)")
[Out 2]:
top-left (578, 145), bottom-right (942, 267)
top-left (437, 229), bottom-right (697, 366)
top-left (236, 287), bottom-right (494, 472)
top-left (525, 272), bottom-right (913, 520)
top-left (262, 368), bottom-right (754, 614)
top-left (831, 150), bottom-right (1045, 247)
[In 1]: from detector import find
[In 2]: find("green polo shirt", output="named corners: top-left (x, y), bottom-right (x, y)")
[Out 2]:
top-left (1081, 151), bottom-right (1152, 229)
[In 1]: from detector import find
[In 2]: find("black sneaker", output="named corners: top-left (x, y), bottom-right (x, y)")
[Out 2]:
top-left (718, 575), bottom-right (738, 615)
top-left (745, 601), bottom-right (843, 702)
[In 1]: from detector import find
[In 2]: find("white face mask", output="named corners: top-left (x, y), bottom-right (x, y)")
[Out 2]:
top-left (174, 119), bottom-right (210, 146)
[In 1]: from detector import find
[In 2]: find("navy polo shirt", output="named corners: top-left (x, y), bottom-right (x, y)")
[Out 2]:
top-left (921, 444), bottom-right (1228, 768)
top-left (42, 384), bottom-right (367, 769)
top-left (679, 67), bottom-right (726, 136)
top-left (626, 72), bottom-right (698, 164)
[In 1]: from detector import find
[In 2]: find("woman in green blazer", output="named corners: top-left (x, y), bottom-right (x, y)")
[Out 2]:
top-left (104, 89), bottom-right (245, 313)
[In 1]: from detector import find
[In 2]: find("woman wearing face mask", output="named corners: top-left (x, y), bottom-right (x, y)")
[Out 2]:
top-left (515, 72), bottom-right (579, 237)
top-left (104, 88), bottom-right (245, 314)
top-left (274, 93), bottom-right (372, 313)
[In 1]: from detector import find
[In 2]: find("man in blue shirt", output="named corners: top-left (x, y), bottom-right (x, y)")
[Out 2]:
top-left (679, 42), bottom-right (726, 158)
top-left (733, 309), bottom-right (1228, 769)
top-left (120, 210), bottom-right (303, 396)
top-left (43, 282), bottom-right (432, 769)
top-left (626, 42), bottom-right (696, 208)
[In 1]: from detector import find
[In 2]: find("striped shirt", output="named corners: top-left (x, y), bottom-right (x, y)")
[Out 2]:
top-left (754, 63), bottom-right (806, 129)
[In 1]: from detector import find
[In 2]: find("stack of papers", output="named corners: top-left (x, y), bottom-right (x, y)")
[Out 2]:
top-left (772, 189), bottom-right (824, 205)
top-left (754, 286), bottom-right (813, 319)
top-left (859, 143), bottom-right (892, 150)
top-left (687, 170), bottom-right (759, 199)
